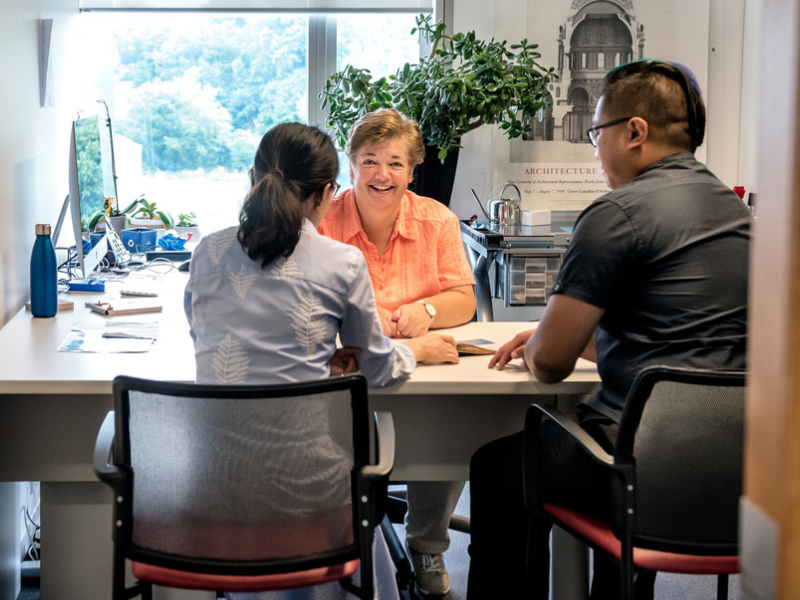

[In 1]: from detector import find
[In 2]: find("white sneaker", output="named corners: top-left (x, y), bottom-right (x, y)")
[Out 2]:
top-left (407, 546), bottom-right (450, 596)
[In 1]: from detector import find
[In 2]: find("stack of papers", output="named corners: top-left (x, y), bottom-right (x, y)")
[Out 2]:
top-left (58, 321), bottom-right (160, 353)
top-left (103, 321), bottom-right (160, 339)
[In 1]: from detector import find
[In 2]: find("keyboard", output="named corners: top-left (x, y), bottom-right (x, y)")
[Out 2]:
top-left (119, 273), bottom-right (164, 297)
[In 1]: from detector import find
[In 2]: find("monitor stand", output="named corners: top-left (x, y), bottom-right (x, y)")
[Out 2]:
top-left (82, 235), bottom-right (108, 278)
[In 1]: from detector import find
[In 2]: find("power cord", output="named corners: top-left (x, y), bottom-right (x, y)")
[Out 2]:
top-left (23, 507), bottom-right (40, 562)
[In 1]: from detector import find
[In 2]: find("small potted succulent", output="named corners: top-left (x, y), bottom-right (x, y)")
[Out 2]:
top-left (129, 198), bottom-right (175, 231)
top-left (174, 212), bottom-right (200, 242)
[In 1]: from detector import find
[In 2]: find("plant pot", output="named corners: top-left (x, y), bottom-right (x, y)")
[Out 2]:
top-left (107, 215), bottom-right (127, 233)
top-left (408, 144), bottom-right (460, 207)
top-left (93, 215), bottom-right (127, 234)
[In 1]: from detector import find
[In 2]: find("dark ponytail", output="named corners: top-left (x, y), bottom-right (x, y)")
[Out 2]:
top-left (238, 123), bottom-right (339, 267)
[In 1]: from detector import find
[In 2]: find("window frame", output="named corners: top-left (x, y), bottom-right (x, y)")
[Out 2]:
top-left (78, 3), bottom-right (445, 130)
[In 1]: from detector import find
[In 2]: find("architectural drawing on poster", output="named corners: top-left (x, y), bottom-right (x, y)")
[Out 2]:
top-left (494, 0), bottom-right (708, 214)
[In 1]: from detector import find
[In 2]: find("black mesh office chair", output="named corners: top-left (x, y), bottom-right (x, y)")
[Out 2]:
top-left (525, 366), bottom-right (745, 600)
top-left (94, 374), bottom-right (394, 600)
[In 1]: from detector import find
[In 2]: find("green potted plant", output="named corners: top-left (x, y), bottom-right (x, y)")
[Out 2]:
top-left (129, 198), bottom-right (175, 231)
top-left (87, 196), bottom-right (142, 233)
top-left (175, 212), bottom-right (201, 242)
top-left (319, 15), bottom-right (554, 204)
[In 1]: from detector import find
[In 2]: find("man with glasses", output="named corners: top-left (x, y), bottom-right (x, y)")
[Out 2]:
top-left (467, 60), bottom-right (751, 599)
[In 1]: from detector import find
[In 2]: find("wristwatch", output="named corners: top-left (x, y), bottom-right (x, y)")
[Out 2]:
top-left (416, 300), bottom-right (437, 322)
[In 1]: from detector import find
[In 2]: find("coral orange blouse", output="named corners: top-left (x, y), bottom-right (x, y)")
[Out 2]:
top-left (318, 189), bottom-right (475, 312)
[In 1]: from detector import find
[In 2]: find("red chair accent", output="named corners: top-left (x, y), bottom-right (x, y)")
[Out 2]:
top-left (132, 558), bottom-right (360, 592)
top-left (543, 504), bottom-right (739, 575)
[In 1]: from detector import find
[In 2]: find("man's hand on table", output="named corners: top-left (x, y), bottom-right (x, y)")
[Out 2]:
top-left (488, 329), bottom-right (536, 371)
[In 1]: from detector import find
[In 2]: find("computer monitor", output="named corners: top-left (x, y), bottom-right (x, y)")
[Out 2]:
top-left (68, 109), bottom-right (118, 277)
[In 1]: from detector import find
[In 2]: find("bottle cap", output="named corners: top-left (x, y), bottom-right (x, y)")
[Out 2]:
top-left (35, 224), bottom-right (51, 236)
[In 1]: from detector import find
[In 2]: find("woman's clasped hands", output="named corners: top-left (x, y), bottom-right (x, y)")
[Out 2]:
top-left (378, 302), bottom-right (434, 338)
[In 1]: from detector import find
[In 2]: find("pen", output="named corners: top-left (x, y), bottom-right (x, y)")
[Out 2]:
top-left (86, 301), bottom-right (110, 315)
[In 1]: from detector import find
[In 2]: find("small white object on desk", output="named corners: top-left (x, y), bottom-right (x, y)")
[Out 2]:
top-left (521, 210), bottom-right (551, 226)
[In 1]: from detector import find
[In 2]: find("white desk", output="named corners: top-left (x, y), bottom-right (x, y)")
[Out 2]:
top-left (0, 270), bottom-right (600, 599)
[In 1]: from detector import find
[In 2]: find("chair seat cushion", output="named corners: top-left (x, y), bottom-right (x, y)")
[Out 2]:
top-left (543, 504), bottom-right (739, 575)
top-left (132, 558), bottom-right (360, 592)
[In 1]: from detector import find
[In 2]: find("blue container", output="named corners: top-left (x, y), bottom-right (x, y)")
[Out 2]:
top-left (121, 228), bottom-right (158, 253)
top-left (89, 232), bottom-right (105, 248)
top-left (30, 224), bottom-right (57, 317)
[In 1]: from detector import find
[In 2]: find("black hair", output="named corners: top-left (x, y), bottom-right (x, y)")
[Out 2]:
top-left (601, 59), bottom-right (706, 151)
top-left (238, 123), bottom-right (339, 267)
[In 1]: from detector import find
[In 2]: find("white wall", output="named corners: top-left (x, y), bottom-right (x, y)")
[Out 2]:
top-left (0, 0), bottom-right (80, 326)
top-left (0, 0), bottom-right (78, 595)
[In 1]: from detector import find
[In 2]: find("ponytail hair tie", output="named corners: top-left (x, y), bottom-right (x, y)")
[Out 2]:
top-left (270, 167), bottom-right (286, 180)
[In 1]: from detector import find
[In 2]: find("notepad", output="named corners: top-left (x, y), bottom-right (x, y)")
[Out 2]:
top-left (85, 300), bottom-right (162, 317)
top-left (25, 298), bottom-right (74, 312)
top-left (456, 343), bottom-right (496, 356)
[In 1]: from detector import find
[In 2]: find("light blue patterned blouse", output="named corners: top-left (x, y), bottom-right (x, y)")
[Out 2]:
top-left (185, 219), bottom-right (415, 387)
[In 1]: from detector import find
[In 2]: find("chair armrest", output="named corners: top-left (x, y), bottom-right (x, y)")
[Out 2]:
top-left (529, 404), bottom-right (614, 466)
top-left (94, 411), bottom-right (122, 482)
top-left (363, 411), bottom-right (395, 479)
top-left (357, 412), bottom-right (395, 535)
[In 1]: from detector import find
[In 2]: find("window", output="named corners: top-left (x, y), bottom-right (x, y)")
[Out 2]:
top-left (77, 11), bottom-right (426, 233)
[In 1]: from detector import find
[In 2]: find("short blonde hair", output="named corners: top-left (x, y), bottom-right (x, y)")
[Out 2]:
top-left (345, 109), bottom-right (425, 166)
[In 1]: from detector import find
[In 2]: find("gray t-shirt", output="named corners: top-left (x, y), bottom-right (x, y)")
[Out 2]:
top-left (552, 152), bottom-right (751, 421)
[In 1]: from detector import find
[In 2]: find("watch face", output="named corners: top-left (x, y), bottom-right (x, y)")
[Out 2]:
top-left (424, 302), bottom-right (436, 318)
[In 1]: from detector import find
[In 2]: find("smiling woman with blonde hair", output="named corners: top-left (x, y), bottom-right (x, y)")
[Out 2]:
top-left (319, 108), bottom-right (476, 597)
top-left (320, 109), bottom-right (475, 340)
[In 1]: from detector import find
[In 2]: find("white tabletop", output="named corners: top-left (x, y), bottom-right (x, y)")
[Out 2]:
top-left (0, 270), bottom-right (599, 396)
top-left (0, 270), bottom-right (196, 394)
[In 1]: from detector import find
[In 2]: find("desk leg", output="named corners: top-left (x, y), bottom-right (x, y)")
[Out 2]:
top-left (466, 247), bottom-right (494, 322)
top-left (40, 482), bottom-right (114, 600)
top-left (0, 483), bottom-right (21, 600)
top-left (552, 525), bottom-right (589, 600)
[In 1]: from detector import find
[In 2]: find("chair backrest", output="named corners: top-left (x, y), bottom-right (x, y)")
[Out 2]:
top-left (109, 374), bottom-right (370, 576)
top-left (614, 366), bottom-right (746, 555)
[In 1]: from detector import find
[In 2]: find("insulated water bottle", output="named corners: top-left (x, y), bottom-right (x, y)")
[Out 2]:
top-left (30, 223), bottom-right (57, 317)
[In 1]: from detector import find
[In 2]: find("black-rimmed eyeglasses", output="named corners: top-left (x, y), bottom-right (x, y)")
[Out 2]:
top-left (586, 116), bottom-right (633, 147)
top-left (329, 181), bottom-right (341, 196)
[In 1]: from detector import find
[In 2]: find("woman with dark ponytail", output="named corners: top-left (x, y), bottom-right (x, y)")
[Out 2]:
top-left (185, 124), bottom-right (458, 600)
top-left (187, 121), bottom-right (457, 387)
top-left (238, 122), bottom-right (340, 267)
